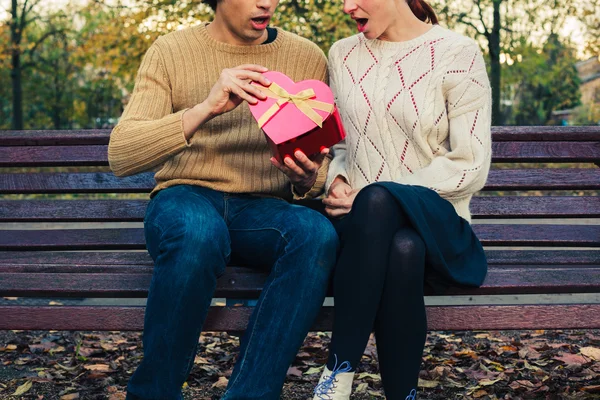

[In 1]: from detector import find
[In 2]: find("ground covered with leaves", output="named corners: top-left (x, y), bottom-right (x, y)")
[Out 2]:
top-left (1, 329), bottom-right (599, 399)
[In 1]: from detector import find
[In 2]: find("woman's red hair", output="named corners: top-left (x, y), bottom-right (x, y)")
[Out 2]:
top-left (407, 0), bottom-right (439, 24)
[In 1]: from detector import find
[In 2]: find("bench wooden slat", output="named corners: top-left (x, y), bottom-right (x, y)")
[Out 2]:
top-left (0, 304), bottom-right (598, 331)
top-left (0, 200), bottom-right (148, 222)
top-left (0, 251), bottom-right (153, 265)
top-left (0, 146), bottom-right (108, 167)
top-left (2, 126), bottom-right (599, 146)
top-left (491, 142), bottom-right (600, 162)
top-left (474, 224), bottom-right (600, 247)
top-left (0, 250), bottom-right (596, 268)
top-left (1, 169), bottom-right (599, 194)
top-left (484, 250), bottom-right (600, 265)
top-left (3, 142), bottom-right (598, 166)
top-left (0, 130), bottom-right (110, 146)
top-left (1, 266), bottom-right (599, 297)
top-left (2, 196), bottom-right (598, 222)
top-left (469, 196), bottom-right (600, 218)
top-left (484, 169), bottom-right (600, 190)
top-left (0, 225), bottom-right (598, 250)
top-left (491, 126), bottom-right (600, 142)
top-left (0, 172), bottom-right (155, 193)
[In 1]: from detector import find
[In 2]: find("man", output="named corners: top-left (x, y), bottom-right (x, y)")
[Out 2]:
top-left (108, 0), bottom-right (337, 399)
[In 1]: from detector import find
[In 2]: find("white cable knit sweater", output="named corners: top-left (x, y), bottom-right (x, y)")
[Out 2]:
top-left (325, 25), bottom-right (492, 222)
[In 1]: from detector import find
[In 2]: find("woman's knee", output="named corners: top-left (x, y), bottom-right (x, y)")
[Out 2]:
top-left (391, 230), bottom-right (426, 263)
top-left (352, 185), bottom-right (396, 215)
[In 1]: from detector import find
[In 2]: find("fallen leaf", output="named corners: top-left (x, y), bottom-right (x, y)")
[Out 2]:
top-left (304, 366), bottom-right (323, 375)
top-left (554, 353), bottom-right (589, 366)
top-left (212, 376), bottom-right (229, 389)
top-left (509, 380), bottom-right (537, 390)
top-left (581, 385), bottom-right (600, 393)
top-left (472, 389), bottom-right (488, 398)
top-left (100, 343), bottom-right (117, 351)
top-left (356, 373), bottom-right (380, 381)
top-left (286, 367), bottom-right (302, 377)
top-left (580, 347), bottom-right (600, 361)
top-left (60, 394), bottom-right (80, 400)
top-left (194, 356), bottom-right (209, 364)
top-left (356, 382), bottom-right (369, 392)
top-left (418, 379), bottom-right (439, 388)
top-left (55, 363), bottom-right (79, 372)
top-left (78, 347), bottom-right (102, 357)
top-left (12, 381), bottom-right (32, 396)
top-left (479, 378), bottom-right (502, 386)
top-left (454, 349), bottom-right (478, 359)
top-left (83, 364), bottom-right (111, 372)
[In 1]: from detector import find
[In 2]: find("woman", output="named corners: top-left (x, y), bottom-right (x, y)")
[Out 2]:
top-left (311, 0), bottom-right (492, 398)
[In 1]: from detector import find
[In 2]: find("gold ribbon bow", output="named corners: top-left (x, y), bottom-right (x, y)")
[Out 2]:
top-left (256, 82), bottom-right (334, 128)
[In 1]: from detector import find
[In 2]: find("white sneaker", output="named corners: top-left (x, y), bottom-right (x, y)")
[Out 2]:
top-left (312, 356), bottom-right (354, 400)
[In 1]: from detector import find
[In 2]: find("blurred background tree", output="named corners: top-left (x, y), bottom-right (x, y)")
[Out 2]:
top-left (0, 0), bottom-right (598, 129)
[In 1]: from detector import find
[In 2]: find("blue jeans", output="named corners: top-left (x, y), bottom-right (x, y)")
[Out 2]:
top-left (126, 185), bottom-right (338, 400)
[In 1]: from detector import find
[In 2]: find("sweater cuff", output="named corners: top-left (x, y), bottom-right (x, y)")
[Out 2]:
top-left (325, 168), bottom-right (349, 194)
top-left (172, 108), bottom-right (193, 147)
top-left (292, 156), bottom-right (331, 200)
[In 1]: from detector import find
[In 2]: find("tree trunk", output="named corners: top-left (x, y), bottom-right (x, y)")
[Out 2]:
top-left (10, 0), bottom-right (23, 130)
top-left (488, 0), bottom-right (502, 125)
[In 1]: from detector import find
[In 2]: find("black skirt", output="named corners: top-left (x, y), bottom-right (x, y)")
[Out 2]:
top-left (326, 182), bottom-right (488, 292)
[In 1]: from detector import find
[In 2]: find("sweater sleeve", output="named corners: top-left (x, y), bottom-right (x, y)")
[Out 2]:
top-left (291, 45), bottom-right (335, 200)
top-left (324, 43), bottom-right (350, 192)
top-left (399, 41), bottom-right (492, 199)
top-left (108, 43), bottom-right (192, 177)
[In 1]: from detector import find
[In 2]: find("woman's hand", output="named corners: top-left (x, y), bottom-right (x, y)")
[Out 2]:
top-left (323, 177), bottom-right (359, 218)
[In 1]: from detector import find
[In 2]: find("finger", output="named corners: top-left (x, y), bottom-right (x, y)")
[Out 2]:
top-left (231, 85), bottom-right (258, 105)
top-left (232, 64), bottom-right (269, 73)
top-left (325, 206), bottom-right (349, 218)
top-left (283, 156), bottom-right (307, 177)
top-left (235, 70), bottom-right (271, 87)
top-left (292, 150), bottom-right (317, 173)
top-left (270, 157), bottom-right (286, 172)
top-left (233, 77), bottom-right (268, 100)
top-left (322, 197), bottom-right (348, 208)
top-left (329, 189), bottom-right (348, 199)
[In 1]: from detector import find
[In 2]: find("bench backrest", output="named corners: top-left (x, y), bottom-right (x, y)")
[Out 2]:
top-left (0, 126), bottom-right (599, 331)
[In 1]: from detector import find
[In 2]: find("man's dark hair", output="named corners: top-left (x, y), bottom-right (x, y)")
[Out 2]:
top-left (203, 0), bottom-right (218, 10)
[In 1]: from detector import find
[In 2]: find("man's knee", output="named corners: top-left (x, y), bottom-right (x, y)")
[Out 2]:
top-left (285, 206), bottom-right (338, 268)
top-left (144, 187), bottom-right (230, 271)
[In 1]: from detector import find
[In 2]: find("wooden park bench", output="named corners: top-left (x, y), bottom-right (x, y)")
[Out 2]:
top-left (0, 126), bottom-right (599, 332)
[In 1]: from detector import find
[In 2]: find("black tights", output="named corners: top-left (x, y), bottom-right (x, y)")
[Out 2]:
top-left (327, 185), bottom-right (427, 399)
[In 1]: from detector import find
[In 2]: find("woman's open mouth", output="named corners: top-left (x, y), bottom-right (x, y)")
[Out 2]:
top-left (251, 16), bottom-right (270, 30)
top-left (356, 18), bottom-right (368, 33)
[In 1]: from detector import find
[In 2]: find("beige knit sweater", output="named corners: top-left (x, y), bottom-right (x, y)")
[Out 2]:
top-left (326, 25), bottom-right (493, 222)
top-left (108, 23), bottom-right (329, 200)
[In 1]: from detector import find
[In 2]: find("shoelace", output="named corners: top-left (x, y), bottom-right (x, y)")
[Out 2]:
top-left (313, 355), bottom-right (353, 400)
top-left (405, 388), bottom-right (417, 400)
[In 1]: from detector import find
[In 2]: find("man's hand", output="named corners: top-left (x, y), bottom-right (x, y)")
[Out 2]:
top-left (271, 148), bottom-right (330, 195)
top-left (205, 64), bottom-right (271, 116)
top-left (183, 64), bottom-right (270, 139)
top-left (322, 177), bottom-right (359, 218)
